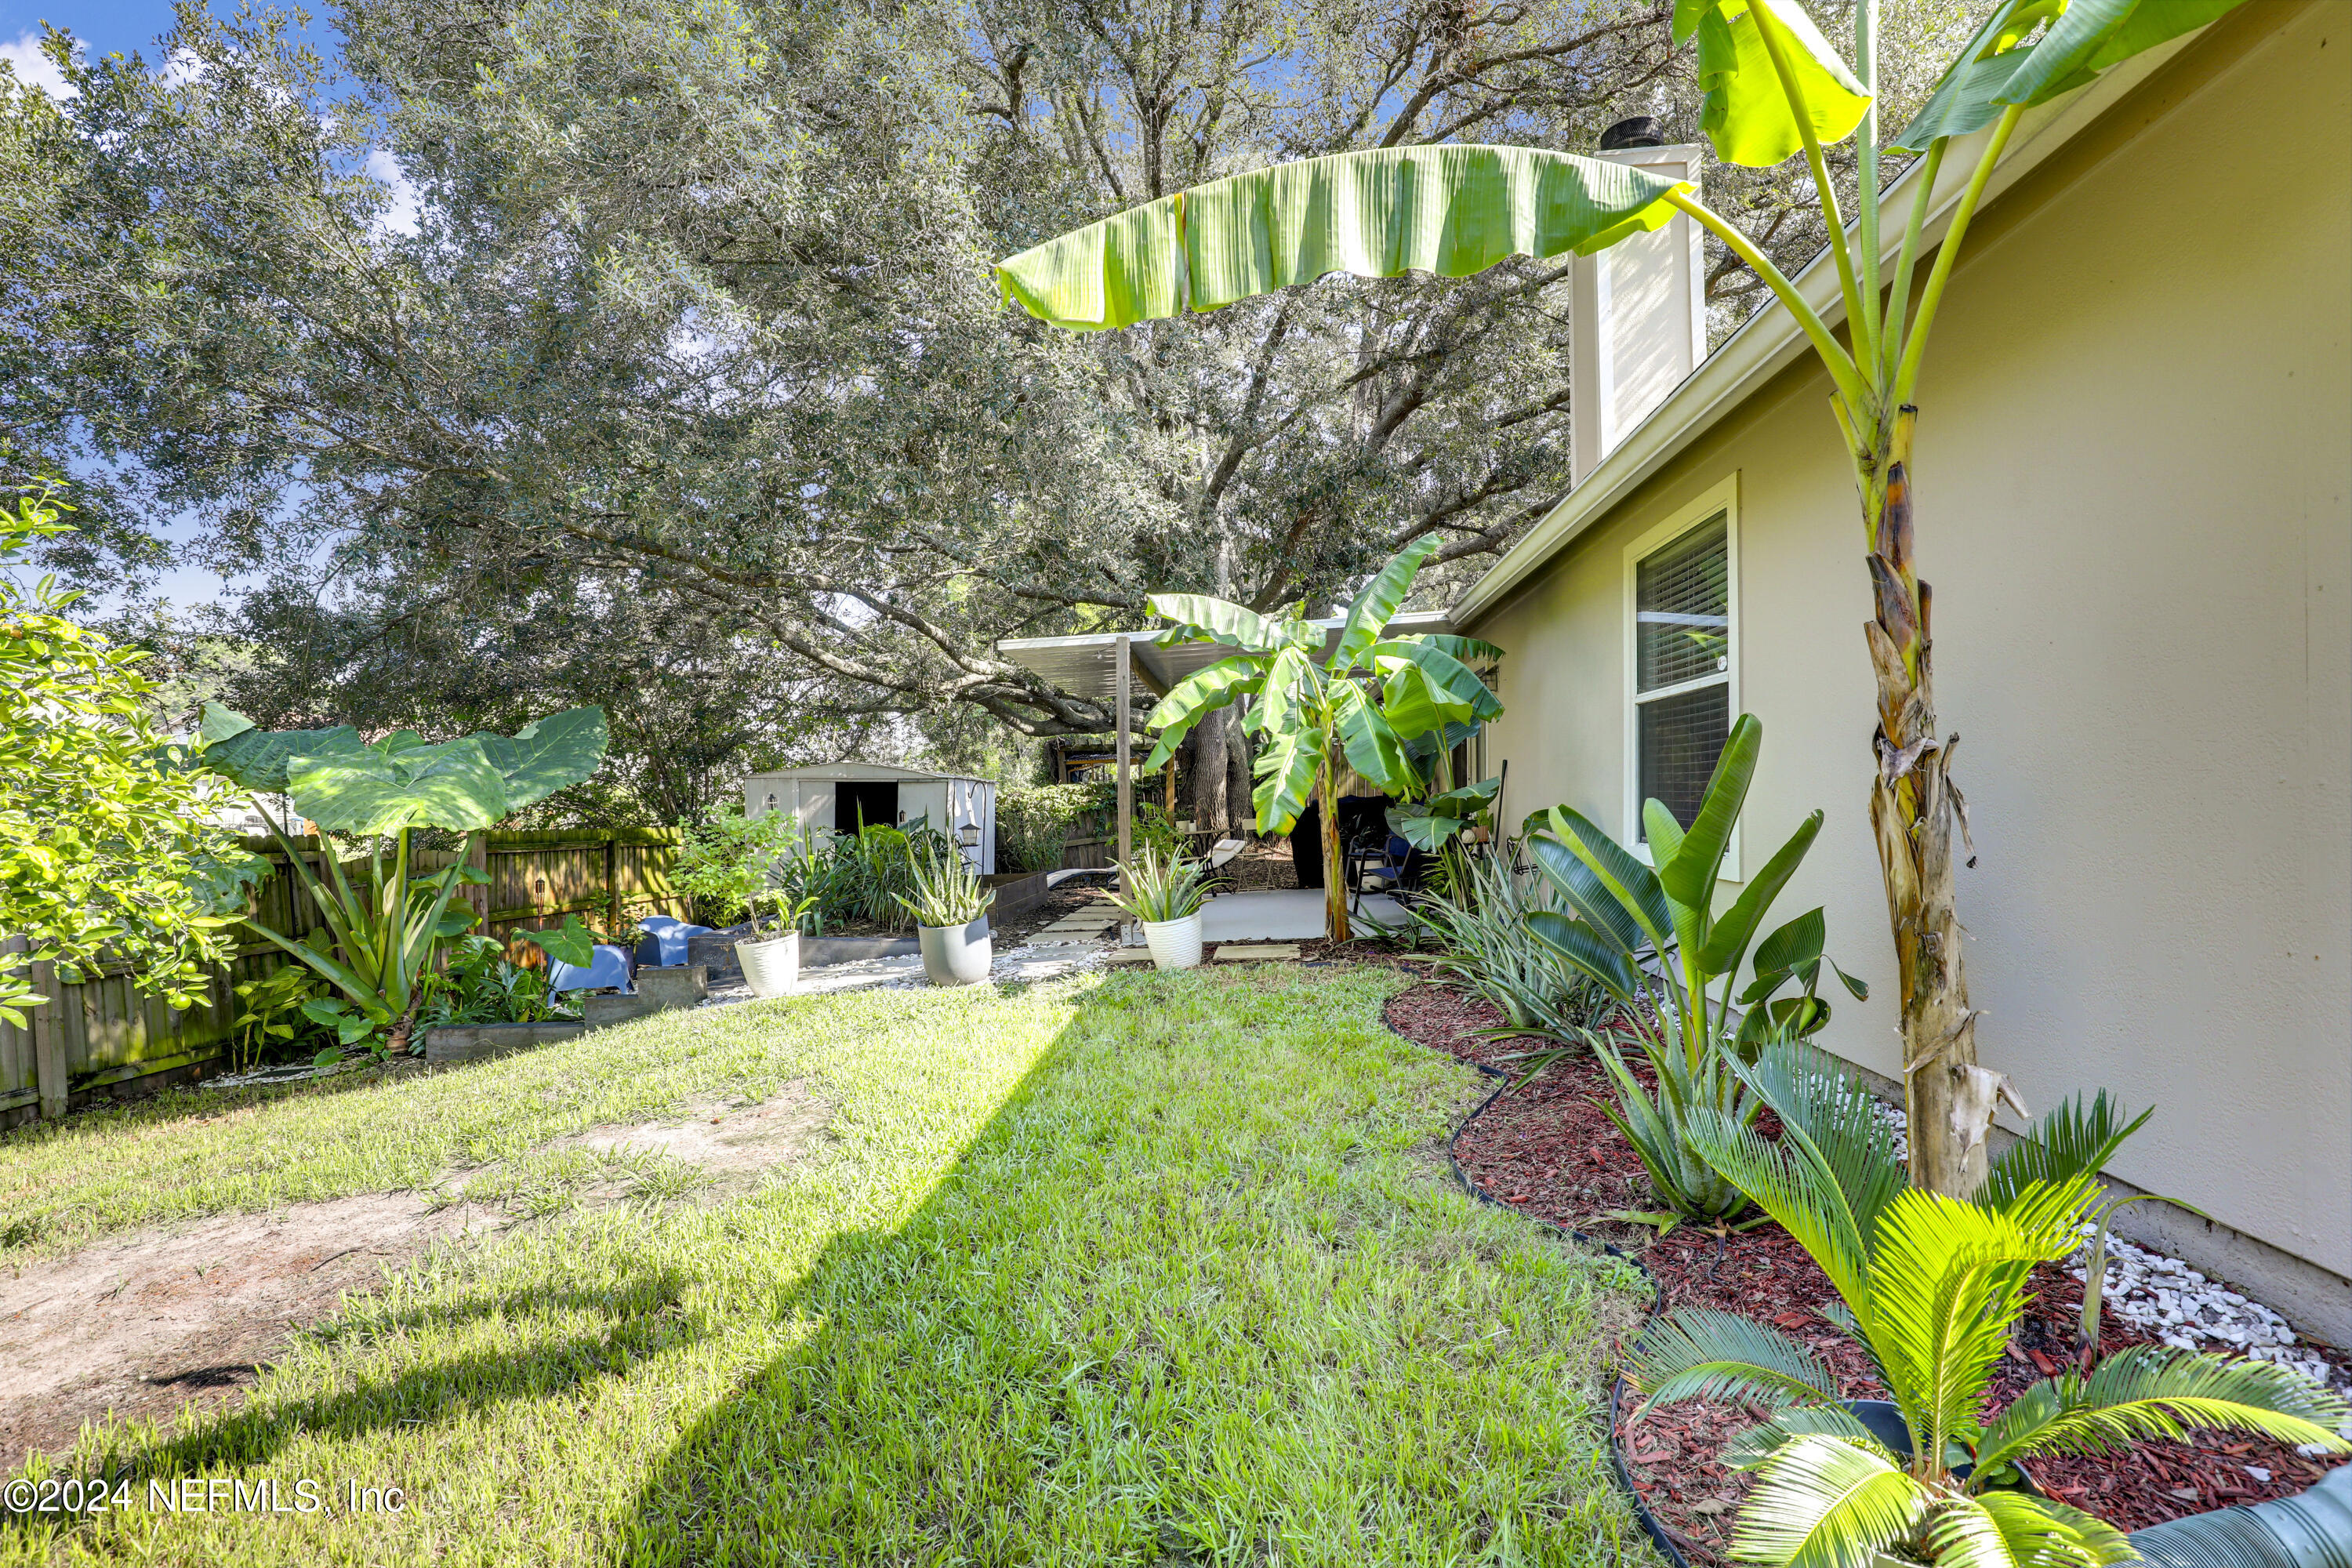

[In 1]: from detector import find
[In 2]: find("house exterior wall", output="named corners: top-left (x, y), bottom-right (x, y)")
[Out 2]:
top-left (1462, 3), bottom-right (2350, 1323)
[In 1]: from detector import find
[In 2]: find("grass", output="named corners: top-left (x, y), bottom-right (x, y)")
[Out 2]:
top-left (3, 966), bottom-right (1656, 1565)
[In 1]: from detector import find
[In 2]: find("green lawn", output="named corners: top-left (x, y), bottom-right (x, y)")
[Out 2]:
top-left (2, 966), bottom-right (1654, 1566)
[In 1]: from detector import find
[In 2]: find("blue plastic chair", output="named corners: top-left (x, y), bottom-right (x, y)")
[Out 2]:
top-left (635, 916), bottom-right (714, 967)
top-left (547, 943), bottom-right (635, 994)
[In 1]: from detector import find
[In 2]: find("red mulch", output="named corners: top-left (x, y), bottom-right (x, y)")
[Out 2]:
top-left (1378, 976), bottom-right (2351, 1563)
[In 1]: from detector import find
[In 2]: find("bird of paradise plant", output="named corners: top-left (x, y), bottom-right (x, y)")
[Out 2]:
top-left (992, 0), bottom-right (2249, 1200)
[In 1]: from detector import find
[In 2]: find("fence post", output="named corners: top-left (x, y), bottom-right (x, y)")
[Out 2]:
top-left (464, 833), bottom-right (490, 928)
top-left (31, 956), bottom-right (66, 1121)
top-left (605, 836), bottom-right (621, 933)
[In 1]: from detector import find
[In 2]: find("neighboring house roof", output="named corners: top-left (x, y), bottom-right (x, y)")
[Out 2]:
top-left (997, 608), bottom-right (1454, 700)
top-left (1450, 25), bottom-right (2210, 629)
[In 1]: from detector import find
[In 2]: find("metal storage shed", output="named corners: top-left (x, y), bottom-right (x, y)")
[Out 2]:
top-left (742, 763), bottom-right (997, 874)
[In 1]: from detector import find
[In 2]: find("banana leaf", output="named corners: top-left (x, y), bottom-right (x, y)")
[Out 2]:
top-left (1678, 0), bottom-right (1872, 168)
top-left (996, 146), bottom-right (1691, 332)
top-left (1891, 0), bottom-right (2245, 152)
top-left (1331, 535), bottom-right (1436, 671)
top-left (1142, 655), bottom-right (1265, 771)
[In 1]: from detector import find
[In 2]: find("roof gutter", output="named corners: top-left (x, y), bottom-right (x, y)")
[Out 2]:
top-left (1449, 30), bottom-right (2205, 630)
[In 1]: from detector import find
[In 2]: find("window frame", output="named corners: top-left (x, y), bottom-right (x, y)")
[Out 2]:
top-left (1621, 474), bottom-right (1741, 877)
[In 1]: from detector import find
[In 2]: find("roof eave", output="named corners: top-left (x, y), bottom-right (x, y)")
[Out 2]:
top-left (1449, 30), bottom-right (2204, 630)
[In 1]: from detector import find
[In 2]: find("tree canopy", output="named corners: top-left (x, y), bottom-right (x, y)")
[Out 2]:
top-left (2, 0), bottom-right (1988, 803)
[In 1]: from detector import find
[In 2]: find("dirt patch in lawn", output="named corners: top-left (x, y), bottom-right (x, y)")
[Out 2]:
top-left (553, 1079), bottom-right (832, 1200)
top-left (1, 1082), bottom-right (833, 1472)
top-left (0, 1194), bottom-right (502, 1472)
top-left (1382, 976), bottom-right (2352, 1560)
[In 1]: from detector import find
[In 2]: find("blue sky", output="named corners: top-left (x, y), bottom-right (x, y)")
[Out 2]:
top-left (2, 0), bottom-right (183, 75)
top-left (4, 1), bottom-right (302, 612)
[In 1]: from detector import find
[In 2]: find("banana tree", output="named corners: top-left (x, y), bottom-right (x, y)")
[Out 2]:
top-left (1140, 536), bottom-right (1501, 939)
top-left (993, 0), bottom-right (2242, 1198)
top-left (194, 705), bottom-right (608, 1053)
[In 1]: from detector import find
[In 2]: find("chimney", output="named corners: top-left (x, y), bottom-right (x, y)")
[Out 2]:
top-left (1570, 125), bottom-right (1707, 485)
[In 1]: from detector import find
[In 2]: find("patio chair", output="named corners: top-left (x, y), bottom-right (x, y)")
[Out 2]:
top-left (547, 943), bottom-right (635, 994)
top-left (635, 915), bottom-right (715, 968)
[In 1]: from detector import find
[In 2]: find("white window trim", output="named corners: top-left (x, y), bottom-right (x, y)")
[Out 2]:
top-left (1622, 474), bottom-right (1741, 880)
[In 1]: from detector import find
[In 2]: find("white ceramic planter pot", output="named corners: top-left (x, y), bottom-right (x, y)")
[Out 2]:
top-left (736, 931), bottom-right (801, 998)
top-left (1142, 911), bottom-right (1204, 971)
top-left (918, 917), bottom-right (993, 986)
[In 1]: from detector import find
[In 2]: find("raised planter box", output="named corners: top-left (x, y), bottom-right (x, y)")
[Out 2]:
top-left (582, 993), bottom-right (659, 1030)
top-left (801, 935), bottom-right (918, 966)
top-left (424, 1021), bottom-right (587, 1065)
top-left (636, 964), bottom-right (707, 1010)
top-left (982, 870), bottom-right (1052, 920)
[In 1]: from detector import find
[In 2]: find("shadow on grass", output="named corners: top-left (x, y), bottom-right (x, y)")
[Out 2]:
top-left (124, 1269), bottom-right (704, 1476)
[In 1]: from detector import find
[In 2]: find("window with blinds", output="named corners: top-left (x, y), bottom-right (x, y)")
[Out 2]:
top-left (1633, 512), bottom-right (1730, 841)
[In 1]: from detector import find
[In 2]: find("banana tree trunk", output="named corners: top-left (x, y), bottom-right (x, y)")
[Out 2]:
top-left (1856, 405), bottom-right (2011, 1197)
top-left (1320, 742), bottom-right (1350, 943)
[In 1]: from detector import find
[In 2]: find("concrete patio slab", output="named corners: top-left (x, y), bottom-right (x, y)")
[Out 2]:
top-left (1200, 889), bottom-right (1406, 942)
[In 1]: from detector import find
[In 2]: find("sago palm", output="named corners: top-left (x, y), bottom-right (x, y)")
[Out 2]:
top-left (1625, 1043), bottom-right (2352, 1566)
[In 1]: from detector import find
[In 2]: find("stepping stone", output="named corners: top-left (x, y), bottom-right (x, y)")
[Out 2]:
top-left (1105, 949), bottom-right (1156, 966)
top-left (1211, 943), bottom-right (1301, 962)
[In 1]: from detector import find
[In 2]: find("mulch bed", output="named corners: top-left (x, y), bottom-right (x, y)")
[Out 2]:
top-left (1378, 975), bottom-right (2351, 1563)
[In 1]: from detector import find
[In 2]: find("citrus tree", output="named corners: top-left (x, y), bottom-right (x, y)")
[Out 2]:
top-left (0, 490), bottom-right (252, 1028)
top-left (992, 0), bottom-right (2242, 1197)
top-left (1141, 535), bottom-right (1500, 940)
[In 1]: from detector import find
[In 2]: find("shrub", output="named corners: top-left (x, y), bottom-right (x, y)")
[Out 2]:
top-left (674, 805), bottom-right (806, 924)
top-left (996, 783), bottom-right (1179, 872)
top-left (996, 783), bottom-right (1105, 872)
top-left (0, 489), bottom-right (251, 1026)
top-left (1410, 852), bottom-right (1608, 1047)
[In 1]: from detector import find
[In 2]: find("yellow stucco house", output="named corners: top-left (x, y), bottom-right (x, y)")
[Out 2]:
top-left (1451, 2), bottom-right (2349, 1338)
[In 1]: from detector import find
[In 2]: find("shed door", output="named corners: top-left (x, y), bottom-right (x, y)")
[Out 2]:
top-left (898, 783), bottom-right (948, 836)
top-left (835, 781), bottom-right (898, 834)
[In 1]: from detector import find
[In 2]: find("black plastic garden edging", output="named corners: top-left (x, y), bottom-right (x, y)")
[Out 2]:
top-left (1436, 1058), bottom-right (1692, 1567)
top-left (1422, 1025), bottom-right (2352, 1568)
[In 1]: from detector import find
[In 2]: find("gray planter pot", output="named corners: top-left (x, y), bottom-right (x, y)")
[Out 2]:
top-left (736, 931), bottom-right (800, 998)
top-left (917, 916), bottom-right (993, 986)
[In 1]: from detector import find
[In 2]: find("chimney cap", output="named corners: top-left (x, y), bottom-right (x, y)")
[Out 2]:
top-left (1599, 116), bottom-right (1666, 151)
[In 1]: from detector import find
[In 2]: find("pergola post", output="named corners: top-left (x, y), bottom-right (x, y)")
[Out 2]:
top-left (1115, 634), bottom-right (1132, 882)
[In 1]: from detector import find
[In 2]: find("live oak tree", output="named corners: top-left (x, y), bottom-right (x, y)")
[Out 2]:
top-left (3, 0), bottom-right (1980, 834)
top-left (992, 0), bottom-right (2239, 1200)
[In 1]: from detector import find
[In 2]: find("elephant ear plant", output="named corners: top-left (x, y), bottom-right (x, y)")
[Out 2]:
top-left (194, 704), bottom-right (608, 1057)
top-left (1523, 713), bottom-right (1862, 1234)
top-left (1626, 1039), bottom-right (2352, 1568)
top-left (993, 0), bottom-right (2245, 1197)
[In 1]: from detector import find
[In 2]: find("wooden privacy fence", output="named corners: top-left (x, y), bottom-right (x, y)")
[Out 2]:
top-left (0, 827), bottom-right (685, 1127)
